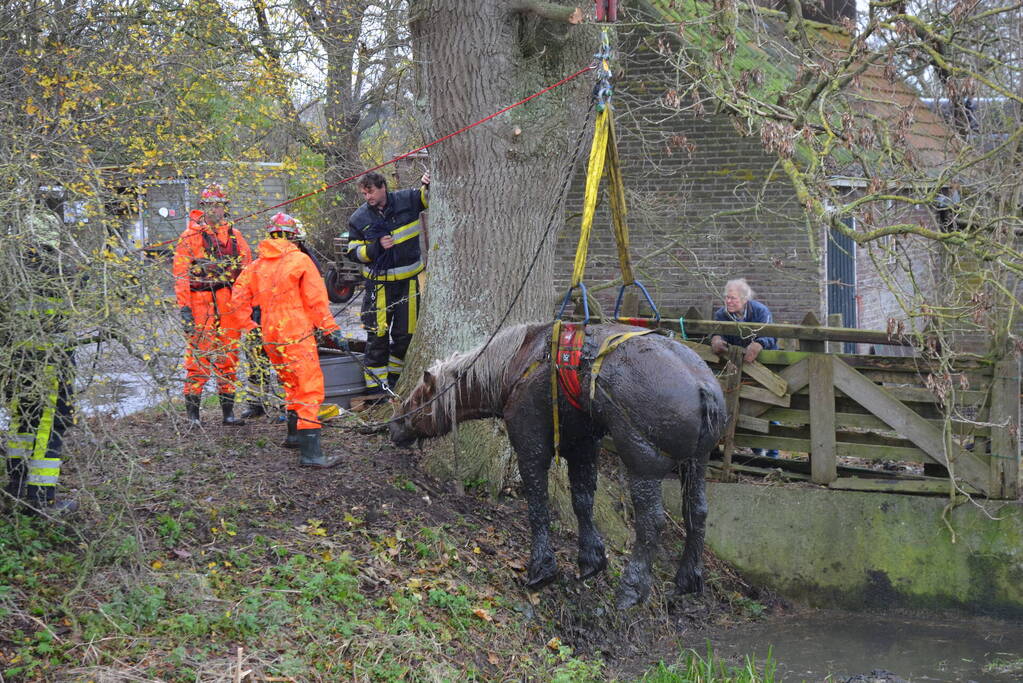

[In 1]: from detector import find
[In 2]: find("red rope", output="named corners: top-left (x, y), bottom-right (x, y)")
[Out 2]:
top-left (144, 64), bottom-right (595, 250)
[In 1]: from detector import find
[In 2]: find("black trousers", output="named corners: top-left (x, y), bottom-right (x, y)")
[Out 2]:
top-left (360, 279), bottom-right (419, 389)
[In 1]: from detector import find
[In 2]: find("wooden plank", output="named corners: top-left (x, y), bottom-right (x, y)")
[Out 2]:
top-left (990, 357), bottom-right (1021, 498)
top-left (809, 353), bottom-right (837, 484)
top-left (719, 346), bottom-right (744, 480)
top-left (666, 317), bottom-right (913, 347)
top-left (830, 356), bottom-right (991, 496)
top-left (737, 414), bottom-right (770, 433)
top-left (742, 359), bottom-right (788, 397)
top-left (739, 385), bottom-right (791, 407)
top-left (680, 340), bottom-right (719, 364)
top-left (789, 382), bottom-right (989, 406)
top-left (755, 407), bottom-right (992, 437)
top-left (799, 312), bottom-right (826, 353)
top-left (708, 463), bottom-right (813, 481)
top-left (828, 477), bottom-right (980, 495)
top-left (742, 359), bottom-right (809, 418)
top-left (733, 433), bottom-right (931, 461)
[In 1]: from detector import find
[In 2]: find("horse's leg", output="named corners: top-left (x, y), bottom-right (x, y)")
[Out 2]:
top-left (618, 471), bottom-right (666, 609)
top-left (564, 436), bottom-right (607, 580)
top-left (674, 456), bottom-right (708, 595)
top-left (507, 416), bottom-right (558, 589)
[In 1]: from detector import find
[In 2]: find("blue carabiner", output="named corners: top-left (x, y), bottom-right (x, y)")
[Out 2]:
top-left (556, 283), bottom-right (591, 325)
top-left (613, 280), bottom-right (660, 322)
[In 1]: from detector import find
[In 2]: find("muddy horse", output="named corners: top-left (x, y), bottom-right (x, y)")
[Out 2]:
top-left (389, 322), bottom-right (726, 608)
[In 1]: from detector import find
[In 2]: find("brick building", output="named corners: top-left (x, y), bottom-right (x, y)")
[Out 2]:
top-left (555, 0), bottom-right (957, 341)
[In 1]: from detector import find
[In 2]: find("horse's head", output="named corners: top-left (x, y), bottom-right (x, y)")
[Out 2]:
top-left (389, 370), bottom-right (448, 447)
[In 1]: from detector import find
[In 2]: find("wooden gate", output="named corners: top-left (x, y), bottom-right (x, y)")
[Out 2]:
top-left (611, 312), bottom-right (1021, 499)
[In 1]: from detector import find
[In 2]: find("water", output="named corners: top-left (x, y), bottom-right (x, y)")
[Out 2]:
top-left (694, 609), bottom-right (1023, 682)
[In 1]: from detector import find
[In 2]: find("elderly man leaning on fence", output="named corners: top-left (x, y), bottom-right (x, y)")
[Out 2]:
top-left (709, 278), bottom-right (778, 364)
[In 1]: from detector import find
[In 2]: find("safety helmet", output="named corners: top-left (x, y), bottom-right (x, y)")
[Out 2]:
top-left (267, 212), bottom-right (299, 236)
top-left (198, 183), bottom-right (229, 205)
top-left (293, 218), bottom-right (307, 241)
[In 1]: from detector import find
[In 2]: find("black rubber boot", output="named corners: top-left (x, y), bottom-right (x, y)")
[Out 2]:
top-left (280, 408), bottom-right (298, 449)
top-left (297, 428), bottom-right (342, 469)
top-left (4, 458), bottom-right (26, 502)
top-left (219, 393), bottom-right (246, 426)
top-left (239, 401), bottom-right (266, 420)
top-left (185, 394), bottom-right (202, 427)
top-left (22, 484), bottom-right (78, 516)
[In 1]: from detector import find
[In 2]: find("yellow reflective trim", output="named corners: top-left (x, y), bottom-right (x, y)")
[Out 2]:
top-left (420, 186), bottom-right (429, 209)
top-left (391, 229), bottom-right (421, 246)
top-left (375, 284), bottom-right (387, 337)
top-left (589, 330), bottom-right (652, 401)
top-left (359, 262), bottom-right (424, 281)
top-left (32, 366), bottom-right (59, 462)
top-left (357, 245), bottom-right (369, 262)
top-left (408, 279), bottom-right (417, 334)
top-left (390, 219), bottom-right (420, 241)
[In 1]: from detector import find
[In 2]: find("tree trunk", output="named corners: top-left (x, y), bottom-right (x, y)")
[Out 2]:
top-left (407, 0), bottom-right (592, 490)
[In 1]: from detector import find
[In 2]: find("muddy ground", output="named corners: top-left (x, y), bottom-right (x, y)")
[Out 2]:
top-left (7, 399), bottom-right (785, 680)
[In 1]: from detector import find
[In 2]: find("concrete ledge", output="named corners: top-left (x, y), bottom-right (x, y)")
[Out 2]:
top-left (692, 483), bottom-right (1023, 616)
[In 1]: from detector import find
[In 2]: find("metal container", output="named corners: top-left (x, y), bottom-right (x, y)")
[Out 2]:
top-left (319, 352), bottom-right (366, 407)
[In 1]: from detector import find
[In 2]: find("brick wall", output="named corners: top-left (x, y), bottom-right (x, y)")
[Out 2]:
top-left (555, 32), bottom-right (823, 326)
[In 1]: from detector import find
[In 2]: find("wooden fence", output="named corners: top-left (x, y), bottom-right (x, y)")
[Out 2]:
top-left (608, 311), bottom-right (1021, 499)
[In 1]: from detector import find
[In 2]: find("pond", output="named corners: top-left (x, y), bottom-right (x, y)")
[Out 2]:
top-left (685, 608), bottom-right (1023, 682)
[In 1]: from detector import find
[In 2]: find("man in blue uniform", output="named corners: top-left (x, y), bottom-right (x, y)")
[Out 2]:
top-left (346, 171), bottom-right (429, 393)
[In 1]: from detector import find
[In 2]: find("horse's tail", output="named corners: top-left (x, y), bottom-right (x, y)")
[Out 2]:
top-left (696, 382), bottom-right (726, 455)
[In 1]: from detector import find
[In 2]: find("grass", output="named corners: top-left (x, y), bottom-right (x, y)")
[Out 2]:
top-left (0, 409), bottom-right (778, 681)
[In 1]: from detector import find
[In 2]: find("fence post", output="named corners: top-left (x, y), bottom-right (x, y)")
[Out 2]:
top-left (990, 350), bottom-right (1021, 498)
top-left (800, 312), bottom-right (826, 352)
top-left (719, 345), bottom-right (745, 481)
top-left (827, 312), bottom-right (843, 353)
top-left (809, 354), bottom-right (837, 484)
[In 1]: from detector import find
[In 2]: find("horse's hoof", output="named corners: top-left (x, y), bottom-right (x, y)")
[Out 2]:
top-left (615, 583), bottom-right (649, 609)
top-left (674, 571), bottom-right (705, 596)
top-left (525, 569), bottom-right (559, 590)
top-left (577, 554), bottom-right (608, 581)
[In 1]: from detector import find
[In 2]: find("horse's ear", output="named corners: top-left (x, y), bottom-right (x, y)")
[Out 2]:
top-left (423, 370), bottom-right (435, 387)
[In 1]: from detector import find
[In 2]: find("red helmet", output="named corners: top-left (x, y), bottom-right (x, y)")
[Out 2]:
top-left (199, 183), bottom-right (228, 205)
top-left (267, 212), bottom-right (299, 235)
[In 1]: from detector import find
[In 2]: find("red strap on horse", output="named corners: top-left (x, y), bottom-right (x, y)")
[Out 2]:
top-left (555, 323), bottom-right (586, 411)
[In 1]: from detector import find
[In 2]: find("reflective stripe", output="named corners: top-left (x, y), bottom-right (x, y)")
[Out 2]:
top-left (420, 186), bottom-right (429, 208)
top-left (357, 245), bottom-right (369, 262)
top-left (6, 435), bottom-right (33, 460)
top-left (364, 366), bottom-right (387, 388)
top-left (359, 260), bottom-right (424, 281)
top-left (27, 457), bottom-right (61, 485)
top-left (387, 356), bottom-right (404, 373)
top-left (374, 285), bottom-right (388, 337)
top-left (408, 279), bottom-right (418, 335)
top-left (390, 219), bottom-right (420, 243)
top-left (32, 366), bottom-right (59, 462)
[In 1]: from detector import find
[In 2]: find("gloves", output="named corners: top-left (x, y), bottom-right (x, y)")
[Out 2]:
top-left (180, 306), bottom-right (194, 332)
top-left (251, 306), bottom-right (262, 326)
top-left (325, 329), bottom-right (348, 351)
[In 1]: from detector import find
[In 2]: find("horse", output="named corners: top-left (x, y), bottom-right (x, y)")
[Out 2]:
top-left (389, 322), bottom-right (726, 608)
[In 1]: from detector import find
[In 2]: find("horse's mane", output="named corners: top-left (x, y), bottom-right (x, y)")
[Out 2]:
top-left (426, 322), bottom-right (535, 422)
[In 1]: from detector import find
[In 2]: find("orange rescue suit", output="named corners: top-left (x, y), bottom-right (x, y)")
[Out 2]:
top-left (229, 238), bottom-right (339, 430)
top-left (173, 210), bottom-right (253, 396)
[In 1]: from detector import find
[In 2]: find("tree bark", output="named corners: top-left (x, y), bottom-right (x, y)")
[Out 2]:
top-left (408, 0), bottom-right (593, 490)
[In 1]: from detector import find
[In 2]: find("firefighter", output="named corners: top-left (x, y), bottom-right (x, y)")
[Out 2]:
top-left (172, 183), bottom-right (252, 427)
top-left (230, 212), bottom-right (345, 468)
top-left (2, 204), bottom-right (80, 515)
top-left (237, 217), bottom-right (321, 420)
top-left (346, 171), bottom-right (429, 393)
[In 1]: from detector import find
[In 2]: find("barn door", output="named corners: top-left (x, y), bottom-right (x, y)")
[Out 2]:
top-left (827, 220), bottom-right (857, 353)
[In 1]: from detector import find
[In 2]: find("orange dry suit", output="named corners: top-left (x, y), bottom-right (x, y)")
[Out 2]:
top-left (229, 238), bottom-right (339, 430)
top-left (173, 210), bottom-right (252, 396)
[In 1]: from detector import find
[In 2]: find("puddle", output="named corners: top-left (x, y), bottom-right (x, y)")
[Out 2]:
top-left (686, 609), bottom-right (1023, 682)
